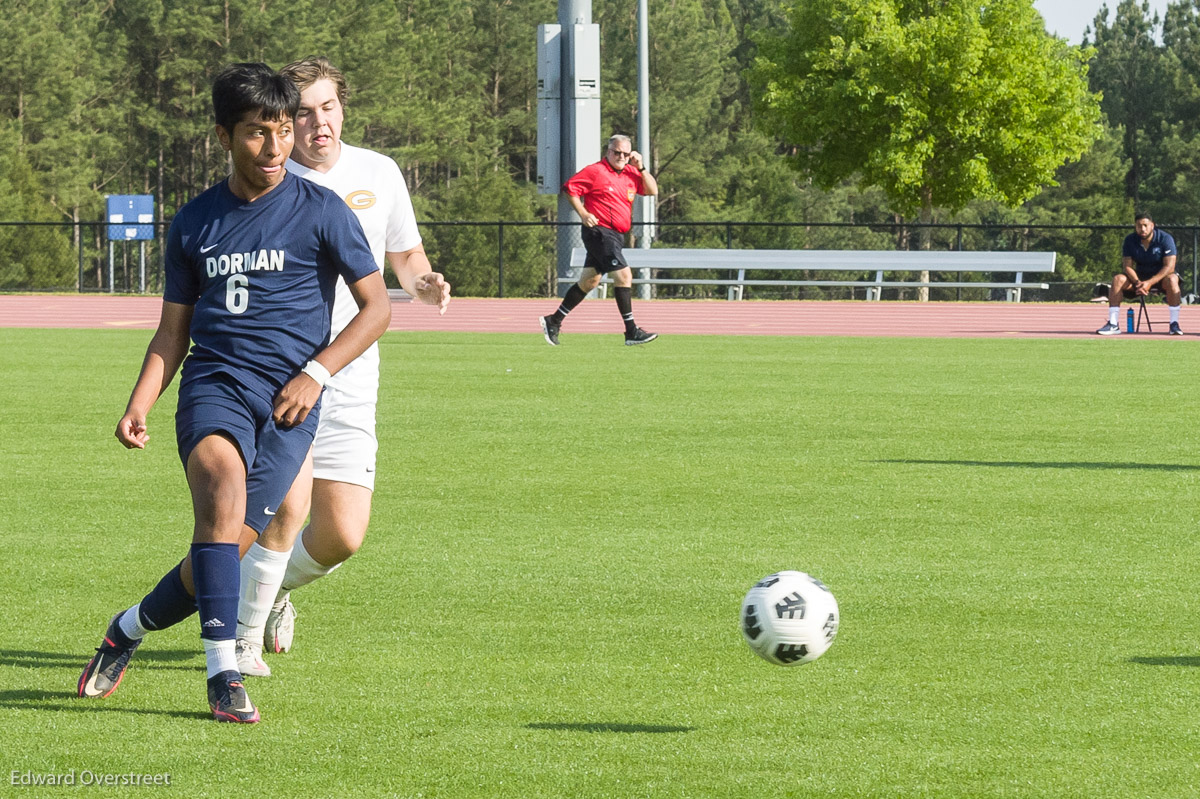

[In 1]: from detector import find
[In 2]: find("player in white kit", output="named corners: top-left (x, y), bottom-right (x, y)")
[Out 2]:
top-left (235, 57), bottom-right (450, 675)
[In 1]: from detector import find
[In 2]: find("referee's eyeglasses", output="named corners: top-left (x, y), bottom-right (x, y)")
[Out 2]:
top-left (609, 148), bottom-right (631, 159)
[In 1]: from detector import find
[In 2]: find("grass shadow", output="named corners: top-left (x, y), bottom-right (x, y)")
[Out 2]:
top-left (0, 689), bottom-right (210, 720)
top-left (526, 722), bottom-right (694, 734)
top-left (876, 459), bottom-right (1200, 472)
top-left (1128, 656), bottom-right (1200, 667)
top-left (0, 648), bottom-right (201, 672)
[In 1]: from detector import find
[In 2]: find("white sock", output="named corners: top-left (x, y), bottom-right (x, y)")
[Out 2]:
top-left (1171, 305), bottom-right (1180, 323)
top-left (280, 533), bottom-right (341, 593)
top-left (236, 543), bottom-right (292, 641)
top-left (202, 638), bottom-right (238, 678)
top-left (118, 605), bottom-right (149, 640)
top-left (1109, 307), bottom-right (1119, 325)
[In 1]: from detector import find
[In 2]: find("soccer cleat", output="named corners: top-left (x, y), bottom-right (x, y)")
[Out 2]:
top-left (207, 670), bottom-right (260, 723)
top-left (264, 594), bottom-right (297, 654)
top-left (77, 612), bottom-right (141, 698)
top-left (1096, 322), bottom-right (1122, 336)
top-left (540, 315), bottom-right (560, 346)
top-left (624, 327), bottom-right (658, 346)
top-left (235, 638), bottom-right (271, 677)
top-left (1170, 321), bottom-right (1183, 336)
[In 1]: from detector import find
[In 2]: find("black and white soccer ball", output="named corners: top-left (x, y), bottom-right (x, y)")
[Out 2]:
top-left (741, 571), bottom-right (839, 666)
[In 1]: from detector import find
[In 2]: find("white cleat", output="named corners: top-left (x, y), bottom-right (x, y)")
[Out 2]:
top-left (264, 594), bottom-right (297, 654)
top-left (235, 638), bottom-right (271, 677)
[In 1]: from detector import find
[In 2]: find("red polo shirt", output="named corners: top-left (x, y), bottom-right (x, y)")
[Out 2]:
top-left (563, 159), bottom-right (648, 234)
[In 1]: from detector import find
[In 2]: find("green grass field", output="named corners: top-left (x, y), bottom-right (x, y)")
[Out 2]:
top-left (3, 327), bottom-right (1200, 797)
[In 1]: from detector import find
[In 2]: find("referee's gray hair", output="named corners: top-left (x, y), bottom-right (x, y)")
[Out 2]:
top-left (606, 134), bottom-right (632, 152)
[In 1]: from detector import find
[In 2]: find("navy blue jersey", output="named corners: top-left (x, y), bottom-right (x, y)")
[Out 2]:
top-left (164, 172), bottom-right (377, 401)
top-left (1122, 228), bottom-right (1176, 274)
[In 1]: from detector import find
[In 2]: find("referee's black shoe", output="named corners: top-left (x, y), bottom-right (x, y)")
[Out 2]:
top-left (624, 327), bottom-right (658, 346)
top-left (540, 315), bottom-right (560, 346)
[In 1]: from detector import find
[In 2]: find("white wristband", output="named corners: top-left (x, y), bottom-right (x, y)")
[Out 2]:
top-left (301, 359), bottom-right (331, 388)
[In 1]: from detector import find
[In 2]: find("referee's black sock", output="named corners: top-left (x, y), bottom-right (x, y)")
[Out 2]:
top-left (552, 284), bottom-right (587, 323)
top-left (614, 286), bottom-right (637, 335)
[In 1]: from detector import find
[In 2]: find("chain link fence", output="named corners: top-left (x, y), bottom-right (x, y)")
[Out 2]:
top-left (2, 219), bottom-right (1195, 302)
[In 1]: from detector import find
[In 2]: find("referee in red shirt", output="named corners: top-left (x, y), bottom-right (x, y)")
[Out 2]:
top-left (540, 134), bottom-right (660, 346)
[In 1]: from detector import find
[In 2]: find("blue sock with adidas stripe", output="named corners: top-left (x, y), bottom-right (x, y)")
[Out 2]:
top-left (191, 542), bottom-right (240, 677)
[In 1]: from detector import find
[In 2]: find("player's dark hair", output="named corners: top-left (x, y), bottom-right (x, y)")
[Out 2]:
top-left (1135, 211), bottom-right (1153, 223)
top-left (280, 56), bottom-right (349, 107)
top-left (212, 62), bottom-right (300, 132)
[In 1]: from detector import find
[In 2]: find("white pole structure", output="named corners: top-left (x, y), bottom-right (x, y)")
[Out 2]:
top-left (554, 0), bottom-right (600, 297)
top-left (634, 0), bottom-right (654, 299)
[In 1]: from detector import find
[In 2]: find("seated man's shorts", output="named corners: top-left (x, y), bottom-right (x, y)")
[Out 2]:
top-left (581, 225), bottom-right (629, 274)
top-left (175, 374), bottom-right (320, 533)
top-left (1122, 269), bottom-right (1177, 299)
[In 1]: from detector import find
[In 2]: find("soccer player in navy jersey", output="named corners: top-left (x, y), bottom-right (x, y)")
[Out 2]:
top-left (75, 62), bottom-right (391, 723)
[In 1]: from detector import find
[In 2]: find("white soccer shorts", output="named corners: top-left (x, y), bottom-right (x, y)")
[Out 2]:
top-left (312, 366), bottom-right (379, 492)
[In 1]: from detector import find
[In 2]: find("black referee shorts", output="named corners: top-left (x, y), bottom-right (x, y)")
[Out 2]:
top-left (581, 225), bottom-right (629, 274)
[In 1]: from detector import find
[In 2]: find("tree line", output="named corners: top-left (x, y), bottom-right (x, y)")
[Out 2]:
top-left (0, 0), bottom-right (1195, 294)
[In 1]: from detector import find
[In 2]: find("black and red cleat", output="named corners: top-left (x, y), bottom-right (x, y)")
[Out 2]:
top-left (78, 613), bottom-right (142, 698)
top-left (207, 670), bottom-right (261, 723)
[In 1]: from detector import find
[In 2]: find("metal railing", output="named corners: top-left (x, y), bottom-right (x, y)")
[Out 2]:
top-left (1, 219), bottom-right (1194, 302)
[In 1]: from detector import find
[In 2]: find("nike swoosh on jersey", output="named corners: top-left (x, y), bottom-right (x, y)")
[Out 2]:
top-left (200, 243), bottom-right (219, 253)
top-left (264, 507), bottom-right (277, 516)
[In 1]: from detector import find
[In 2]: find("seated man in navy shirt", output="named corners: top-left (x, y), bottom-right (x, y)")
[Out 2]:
top-left (1097, 212), bottom-right (1183, 335)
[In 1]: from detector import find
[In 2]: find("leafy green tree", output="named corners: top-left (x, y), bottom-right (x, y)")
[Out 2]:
top-left (597, 0), bottom-right (740, 222)
top-left (423, 157), bottom-right (550, 297)
top-left (0, 0), bottom-right (128, 224)
top-left (1086, 0), bottom-right (1170, 203)
top-left (0, 133), bottom-right (75, 289)
top-left (750, 0), bottom-right (1102, 236)
top-left (1019, 123), bottom-right (1131, 283)
top-left (1142, 1), bottom-right (1200, 221)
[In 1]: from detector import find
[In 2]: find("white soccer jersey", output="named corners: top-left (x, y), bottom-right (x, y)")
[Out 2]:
top-left (287, 142), bottom-right (421, 399)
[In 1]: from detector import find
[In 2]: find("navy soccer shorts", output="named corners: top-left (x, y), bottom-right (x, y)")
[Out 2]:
top-left (175, 374), bottom-right (319, 533)
top-left (581, 225), bottom-right (629, 274)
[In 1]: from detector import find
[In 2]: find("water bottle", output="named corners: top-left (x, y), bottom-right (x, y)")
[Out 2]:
top-left (1127, 307), bottom-right (1135, 333)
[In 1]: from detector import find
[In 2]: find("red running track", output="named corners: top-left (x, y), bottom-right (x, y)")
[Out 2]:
top-left (0, 293), bottom-right (1195, 338)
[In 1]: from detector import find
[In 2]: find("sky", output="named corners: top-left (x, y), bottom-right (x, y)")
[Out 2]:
top-left (1033, 0), bottom-right (1170, 44)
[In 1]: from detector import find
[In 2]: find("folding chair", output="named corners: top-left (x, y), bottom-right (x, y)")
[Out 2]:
top-left (1136, 295), bottom-right (1152, 332)
top-left (1134, 284), bottom-right (1174, 331)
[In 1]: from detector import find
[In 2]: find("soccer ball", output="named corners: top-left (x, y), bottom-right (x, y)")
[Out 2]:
top-left (741, 571), bottom-right (839, 666)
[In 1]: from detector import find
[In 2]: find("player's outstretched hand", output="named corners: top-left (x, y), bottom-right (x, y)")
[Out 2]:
top-left (273, 374), bottom-right (322, 428)
top-left (115, 412), bottom-right (149, 449)
top-left (415, 272), bottom-right (452, 315)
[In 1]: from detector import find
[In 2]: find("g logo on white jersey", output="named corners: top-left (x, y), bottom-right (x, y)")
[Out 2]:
top-left (346, 190), bottom-right (377, 210)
